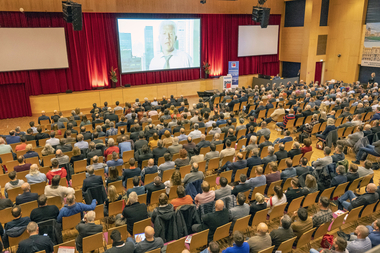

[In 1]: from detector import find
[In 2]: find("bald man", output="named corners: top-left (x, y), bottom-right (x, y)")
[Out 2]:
top-left (15, 182), bottom-right (38, 205)
top-left (192, 200), bottom-right (229, 243)
top-left (76, 211), bottom-right (103, 253)
top-left (247, 223), bottom-right (272, 253)
top-left (131, 226), bottom-right (164, 253)
top-left (346, 225), bottom-right (372, 253)
top-left (338, 183), bottom-right (379, 211)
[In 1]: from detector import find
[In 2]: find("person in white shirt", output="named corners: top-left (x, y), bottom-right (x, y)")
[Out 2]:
top-left (149, 21), bottom-right (192, 70)
top-left (46, 132), bottom-right (60, 146)
top-left (188, 124), bottom-right (202, 140)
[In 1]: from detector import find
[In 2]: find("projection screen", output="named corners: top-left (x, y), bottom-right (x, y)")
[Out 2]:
top-left (0, 28), bottom-right (69, 72)
top-left (238, 25), bottom-right (279, 57)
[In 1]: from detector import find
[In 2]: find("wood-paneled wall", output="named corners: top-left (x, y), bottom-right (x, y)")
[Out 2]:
top-left (0, 0), bottom-right (284, 14)
top-left (29, 74), bottom-right (257, 115)
top-left (323, 0), bottom-right (367, 82)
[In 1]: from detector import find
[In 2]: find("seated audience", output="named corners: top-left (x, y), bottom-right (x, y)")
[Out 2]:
top-left (126, 176), bottom-right (145, 197)
top-left (45, 175), bottom-right (75, 199)
top-left (121, 192), bottom-right (149, 236)
top-left (285, 178), bottom-right (308, 210)
top-left (291, 207), bottom-right (313, 241)
top-left (266, 185), bottom-right (287, 215)
top-left (57, 194), bottom-right (96, 223)
top-left (232, 174), bottom-right (251, 196)
top-left (357, 160), bottom-right (374, 178)
top-left (270, 215), bottom-right (294, 252)
top-left (312, 196), bottom-right (333, 227)
top-left (195, 181), bottom-right (215, 207)
top-left (229, 192), bottom-right (250, 227)
top-left (25, 164), bottom-right (46, 184)
top-left (248, 193), bottom-right (267, 226)
top-left (170, 185), bottom-right (193, 210)
top-left (4, 171), bottom-right (25, 198)
top-left (247, 223), bottom-right (272, 253)
top-left (222, 231), bottom-right (249, 253)
top-left (332, 145), bottom-right (345, 163)
top-left (15, 183), bottom-right (38, 205)
top-left (104, 185), bottom-right (122, 217)
top-left (75, 211), bottom-right (103, 253)
top-left (215, 176), bottom-right (232, 200)
top-left (280, 159), bottom-right (296, 182)
top-left (53, 149), bottom-right (70, 166)
top-left (106, 166), bottom-right (122, 186)
top-left (157, 153), bottom-right (175, 179)
top-left (140, 158), bottom-right (158, 183)
top-left (82, 165), bottom-right (103, 195)
top-left (145, 176), bottom-right (165, 204)
top-left (295, 157), bottom-right (312, 176)
top-left (338, 183), bottom-right (379, 211)
top-left (192, 200), bottom-right (229, 242)
top-left (346, 163), bottom-right (360, 182)
top-left (131, 226), bottom-right (164, 253)
top-left (3, 206), bottom-right (30, 248)
top-left (287, 142), bottom-right (302, 159)
top-left (331, 165), bottom-right (348, 187)
top-left (183, 162), bottom-right (204, 186)
top-left (304, 174), bottom-right (318, 193)
top-left (312, 147), bottom-right (333, 170)
top-left (122, 158), bottom-right (141, 187)
top-left (346, 225), bottom-right (372, 253)
top-left (16, 222), bottom-right (54, 253)
top-left (14, 155), bottom-right (31, 172)
top-left (30, 194), bottom-right (60, 223)
top-left (105, 229), bottom-right (134, 253)
top-left (310, 237), bottom-right (347, 253)
top-left (151, 193), bottom-right (174, 224)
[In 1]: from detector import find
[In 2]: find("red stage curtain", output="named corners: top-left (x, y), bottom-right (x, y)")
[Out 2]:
top-left (315, 62), bottom-right (323, 83)
top-left (0, 84), bottom-right (31, 119)
top-left (0, 12), bottom-right (281, 118)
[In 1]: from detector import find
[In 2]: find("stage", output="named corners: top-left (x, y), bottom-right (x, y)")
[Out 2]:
top-left (29, 74), bottom-right (258, 115)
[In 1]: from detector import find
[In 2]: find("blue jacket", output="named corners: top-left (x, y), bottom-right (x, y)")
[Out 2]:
top-left (6, 136), bottom-right (20, 144)
top-left (227, 160), bottom-right (248, 182)
top-left (126, 186), bottom-right (145, 197)
top-left (281, 167), bottom-right (297, 181)
top-left (141, 165), bottom-right (158, 183)
top-left (222, 242), bottom-right (250, 253)
top-left (321, 125), bottom-right (336, 137)
top-left (247, 156), bottom-right (262, 177)
top-left (57, 199), bottom-right (96, 222)
top-left (330, 174), bottom-right (347, 187)
top-left (279, 136), bottom-right (293, 144)
top-left (371, 113), bottom-right (380, 122)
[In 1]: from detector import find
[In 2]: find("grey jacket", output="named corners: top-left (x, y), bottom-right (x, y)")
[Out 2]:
top-left (215, 186), bottom-right (232, 200)
top-left (347, 132), bottom-right (364, 146)
top-left (313, 156), bottom-right (333, 170)
top-left (168, 144), bottom-right (183, 155)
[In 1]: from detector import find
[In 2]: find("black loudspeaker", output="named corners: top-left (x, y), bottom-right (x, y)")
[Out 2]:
top-left (62, 1), bottom-right (82, 31)
top-left (66, 89), bottom-right (72, 93)
top-left (261, 8), bottom-right (271, 28)
top-left (252, 7), bottom-right (271, 28)
top-left (124, 84), bottom-right (131, 88)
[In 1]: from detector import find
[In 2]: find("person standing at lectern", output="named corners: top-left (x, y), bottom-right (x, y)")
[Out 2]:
top-left (369, 72), bottom-right (376, 85)
top-left (149, 21), bottom-right (192, 70)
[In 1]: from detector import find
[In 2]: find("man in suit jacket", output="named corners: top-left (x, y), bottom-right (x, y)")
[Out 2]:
top-left (15, 183), bottom-right (39, 205)
top-left (168, 138), bottom-right (183, 155)
top-left (196, 135), bottom-right (211, 149)
top-left (145, 176), bottom-right (165, 204)
top-left (82, 166), bottom-right (103, 196)
top-left (312, 147), bottom-right (333, 170)
top-left (105, 109), bottom-right (119, 123)
top-left (183, 137), bottom-right (196, 157)
top-left (275, 144), bottom-right (288, 162)
top-left (219, 153), bottom-right (247, 182)
top-left (338, 183), bottom-right (379, 211)
top-left (270, 215), bottom-right (295, 252)
top-left (339, 107), bottom-right (352, 118)
top-left (152, 140), bottom-right (168, 164)
top-left (215, 177), bottom-right (232, 200)
top-left (331, 165), bottom-right (348, 187)
top-left (121, 192), bottom-right (149, 235)
top-left (287, 142), bottom-right (302, 159)
top-left (17, 222), bottom-right (54, 253)
top-left (232, 174), bottom-right (251, 196)
top-left (75, 211), bottom-right (103, 253)
top-left (246, 148), bottom-right (262, 178)
top-left (192, 200), bottom-right (230, 242)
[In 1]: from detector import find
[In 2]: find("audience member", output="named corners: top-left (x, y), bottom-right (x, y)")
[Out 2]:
top-left (46, 159), bottom-right (67, 185)
top-left (121, 191), bottom-right (149, 236)
top-left (4, 171), bottom-right (25, 197)
top-left (269, 215), bottom-right (294, 252)
top-left (30, 194), bottom-right (60, 223)
top-left (247, 223), bottom-right (272, 253)
top-left (57, 194), bottom-right (96, 223)
top-left (75, 211), bottom-right (103, 253)
top-left (312, 196), bottom-right (333, 227)
top-left (16, 222), bottom-right (54, 253)
top-left (195, 181), bottom-right (215, 207)
top-left (15, 182), bottom-right (38, 205)
top-left (170, 185), bottom-right (193, 210)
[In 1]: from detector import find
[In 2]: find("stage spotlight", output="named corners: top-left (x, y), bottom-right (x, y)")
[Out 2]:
top-left (200, 0), bottom-right (206, 4)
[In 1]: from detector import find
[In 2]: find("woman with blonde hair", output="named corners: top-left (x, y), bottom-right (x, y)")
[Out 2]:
top-left (41, 144), bottom-right (55, 156)
top-left (104, 185), bottom-right (122, 216)
top-left (248, 193), bottom-right (268, 226)
top-left (162, 130), bottom-right (173, 145)
top-left (164, 170), bottom-right (182, 194)
top-left (304, 174), bottom-right (318, 193)
top-left (316, 117), bottom-right (336, 141)
top-left (169, 105), bottom-right (175, 115)
top-left (25, 164), bottom-right (47, 184)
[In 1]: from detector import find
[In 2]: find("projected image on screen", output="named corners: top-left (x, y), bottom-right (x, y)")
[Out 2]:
top-left (117, 18), bottom-right (201, 73)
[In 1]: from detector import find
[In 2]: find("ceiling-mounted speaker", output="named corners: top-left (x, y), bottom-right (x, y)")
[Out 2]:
top-left (252, 7), bottom-right (271, 28)
top-left (62, 1), bottom-right (82, 31)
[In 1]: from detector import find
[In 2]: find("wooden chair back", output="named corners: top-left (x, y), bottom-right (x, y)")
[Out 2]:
top-left (109, 180), bottom-right (124, 194)
top-left (292, 153), bottom-right (303, 167)
top-left (189, 229), bottom-right (209, 252)
top-left (9, 229), bottom-right (29, 248)
top-left (62, 212), bottom-right (81, 230)
top-left (146, 249), bottom-right (161, 253)
top-left (144, 172), bottom-right (158, 185)
top-left (250, 208), bottom-right (270, 228)
top-left (150, 189), bottom-right (167, 206)
top-left (108, 200), bottom-right (124, 217)
top-left (360, 174), bottom-right (374, 192)
top-left (219, 170), bottom-right (233, 183)
top-left (20, 200), bottom-right (38, 217)
top-left (207, 157), bottom-right (220, 171)
top-left (221, 155), bottom-right (234, 167)
top-left (0, 207), bottom-right (13, 224)
top-left (329, 212), bottom-right (348, 232)
top-left (107, 225), bottom-right (128, 245)
top-left (332, 182), bottom-right (350, 198)
top-left (348, 177), bottom-right (362, 192)
top-left (180, 165), bottom-right (191, 178)
top-left (139, 193), bottom-right (147, 204)
top-left (7, 187), bottom-right (23, 202)
top-left (267, 180), bottom-right (282, 196)
top-left (295, 228), bottom-right (316, 250)
top-left (205, 174), bottom-right (217, 188)
top-left (344, 206), bottom-right (363, 224)
top-left (319, 187), bottom-right (335, 201)
top-left (258, 246), bottom-right (275, 253)
top-left (287, 196), bottom-right (305, 214)
top-left (213, 222), bottom-right (232, 241)
top-left (30, 181), bottom-right (46, 195)
top-left (269, 203), bottom-right (287, 222)
top-left (133, 218), bottom-right (151, 236)
top-left (122, 150), bottom-right (135, 163)
top-left (94, 204), bottom-right (105, 220)
top-left (250, 185), bottom-right (266, 202)
top-left (360, 202), bottom-right (378, 218)
top-left (277, 236), bottom-right (297, 253)
top-left (72, 172), bottom-right (86, 189)
top-left (313, 222), bottom-right (329, 240)
top-left (168, 185), bottom-right (179, 200)
top-left (47, 196), bottom-right (62, 209)
top-left (282, 177), bottom-right (293, 191)
top-left (82, 232), bottom-right (104, 253)
top-left (232, 215), bottom-right (250, 234)
top-left (302, 191), bottom-right (319, 208)
top-left (53, 239), bottom-right (75, 253)
top-left (166, 237), bottom-right (186, 253)
top-left (74, 160), bottom-right (87, 173)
